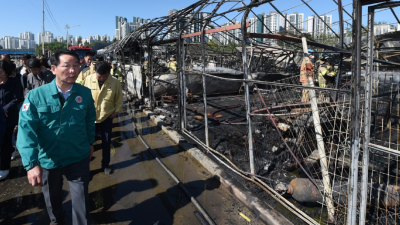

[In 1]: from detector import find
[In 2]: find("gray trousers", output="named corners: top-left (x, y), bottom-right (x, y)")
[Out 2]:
top-left (42, 157), bottom-right (90, 224)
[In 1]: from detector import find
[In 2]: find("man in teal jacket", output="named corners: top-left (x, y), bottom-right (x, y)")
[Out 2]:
top-left (17, 50), bottom-right (96, 225)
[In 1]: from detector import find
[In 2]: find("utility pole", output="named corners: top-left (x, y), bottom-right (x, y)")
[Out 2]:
top-left (66, 24), bottom-right (70, 49)
top-left (42, 0), bottom-right (45, 56)
top-left (65, 24), bottom-right (80, 49)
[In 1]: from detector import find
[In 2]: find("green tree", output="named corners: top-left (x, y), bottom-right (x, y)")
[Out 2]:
top-left (83, 40), bottom-right (89, 46)
top-left (85, 41), bottom-right (108, 48)
top-left (207, 41), bottom-right (219, 52)
top-left (35, 42), bottom-right (67, 55)
top-left (103, 36), bottom-right (107, 42)
top-left (112, 37), bottom-right (117, 43)
top-left (226, 41), bottom-right (240, 53)
top-left (78, 36), bottom-right (82, 45)
top-left (375, 21), bottom-right (388, 25)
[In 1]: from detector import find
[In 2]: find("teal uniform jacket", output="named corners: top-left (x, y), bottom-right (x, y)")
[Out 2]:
top-left (17, 80), bottom-right (96, 171)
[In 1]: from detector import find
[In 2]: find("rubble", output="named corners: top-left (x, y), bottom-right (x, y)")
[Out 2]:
top-left (103, 0), bottom-right (400, 223)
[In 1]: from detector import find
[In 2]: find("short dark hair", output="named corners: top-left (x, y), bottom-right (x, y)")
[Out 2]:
top-left (1, 54), bottom-right (10, 60)
top-left (27, 58), bottom-right (41, 69)
top-left (0, 60), bottom-right (12, 76)
top-left (21, 53), bottom-right (31, 60)
top-left (50, 50), bottom-right (80, 66)
top-left (9, 62), bottom-right (16, 71)
top-left (85, 51), bottom-right (95, 57)
top-left (95, 61), bottom-right (111, 75)
top-left (40, 58), bottom-right (50, 68)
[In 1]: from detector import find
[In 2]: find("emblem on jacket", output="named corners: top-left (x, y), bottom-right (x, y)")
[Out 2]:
top-left (22, 103), bottom-right (30, 111)
top-left (75, 96), bottom-right (83, 103)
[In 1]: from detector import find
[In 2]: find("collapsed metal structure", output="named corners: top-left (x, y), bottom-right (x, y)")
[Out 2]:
top-left (104, 0), bottom-right (400, 224)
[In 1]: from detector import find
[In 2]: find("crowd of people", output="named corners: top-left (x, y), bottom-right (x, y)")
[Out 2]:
top-left (0, 53), bottom-right (55, 179)
top-left (0, 50), bottom-right (123, 224)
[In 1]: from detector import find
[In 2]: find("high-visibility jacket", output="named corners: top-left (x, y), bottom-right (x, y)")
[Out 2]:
top-left (82, 74), bottom-right (123, 123)
top-left (17, 80), bottom-right (96, 170)
top-left (111, 68), bottom-right (123, 83)
top-left (318, 65), bottom-right (335, 88)
top-left (168, 60), bottom-right (177, 72)
top-left (76, 64), bottom-right (95, 84)
top-left (143, 60), bottom-right (149, 74)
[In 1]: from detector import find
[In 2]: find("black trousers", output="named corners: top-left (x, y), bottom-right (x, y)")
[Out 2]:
top-left (42, 157), bottom-right (90, 225)
top-left (0, 126), bottom-right (14, 170)
top-left (95, 118), bottom-right (112, 168)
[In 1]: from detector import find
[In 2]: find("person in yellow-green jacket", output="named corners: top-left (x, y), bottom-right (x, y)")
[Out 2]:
top-left (76, 55), bottom-right (104, 84)
top-left (167, 56), bottom-right (177, 73)
top-left (111, 61), bottom-right (122, 83)
top-left (16, 50), bottom-right (96, 225)
top-left (318, 53), bottom-right (336, 102)
top-left (82, 61), bottom-right (123, 175)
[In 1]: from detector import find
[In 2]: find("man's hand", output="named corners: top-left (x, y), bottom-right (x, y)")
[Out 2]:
top-left (90, 145), bottom-right (94, 158)
top-left (4, 109), bottom-right (8, 117)
top-left (27, 165), bottom-right (43, 187)
top-left (109, 112), bottom-right (119, 119)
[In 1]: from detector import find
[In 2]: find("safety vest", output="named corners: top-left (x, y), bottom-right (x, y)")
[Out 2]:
top-left (111, 69), bottom-right (123, 83)
top-left (168, 61), bottom-right (177, 72)
top-left (76, 64), bottom-right (95, 85)
top-left (318, 65), bottom-right (335, 88)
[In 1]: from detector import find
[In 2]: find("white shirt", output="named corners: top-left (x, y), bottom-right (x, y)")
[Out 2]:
top-left (20, 66), bottom-right (27, 75)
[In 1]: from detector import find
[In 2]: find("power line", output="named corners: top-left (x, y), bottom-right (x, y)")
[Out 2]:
top-left (44, 14), bottom-right (62, 35)
top-left (25, 0), bottom-right (62, 35)
top-left (44, 0), bottom-right (63, 34)
top-left (45, 0), bottom-right (63, 32)
top-left (44, 1), bottom-right (63, 34)
top-left (43, 9), bottom-right (62, 35)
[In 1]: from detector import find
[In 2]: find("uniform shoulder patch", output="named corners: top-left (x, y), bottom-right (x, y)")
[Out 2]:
top-left (22, 103), bottom-right (30, 111)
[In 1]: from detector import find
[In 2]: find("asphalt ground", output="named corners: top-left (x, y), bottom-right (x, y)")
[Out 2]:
top-left (0, 100), bottom-right (264, 225)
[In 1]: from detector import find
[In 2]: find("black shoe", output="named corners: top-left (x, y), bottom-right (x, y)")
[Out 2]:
top-left (104, 167), bottom-right (113, 175)
top-left (49, 210), bottom-right (66, 225)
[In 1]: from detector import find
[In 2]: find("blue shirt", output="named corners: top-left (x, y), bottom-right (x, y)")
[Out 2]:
top-left (56, 84), bottom-right (73, 100)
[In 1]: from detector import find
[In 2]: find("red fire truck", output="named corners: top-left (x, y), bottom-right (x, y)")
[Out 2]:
top-left (69, 46), bottom-right (92, 64)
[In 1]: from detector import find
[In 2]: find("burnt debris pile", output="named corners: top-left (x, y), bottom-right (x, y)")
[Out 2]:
top-left (103, 0), bottom-right (400, 224)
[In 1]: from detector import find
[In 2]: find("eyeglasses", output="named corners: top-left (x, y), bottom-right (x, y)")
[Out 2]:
top-left (59, 65), bottom-right (80, 70)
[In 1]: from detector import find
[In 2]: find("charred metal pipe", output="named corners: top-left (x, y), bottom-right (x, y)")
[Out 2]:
top-left (360, 8), bottom-right (374, 225)
top-left (275, 178), bottom-right (400, 208)
top-left (335, 0), bottom-right (344, 101)
top-left (348, 1), bottom-right (363, 224)
top-left (242, 3), bottom-right (255, 175)
top-left (178, 37), bottom-right (184, 130)
top-left (201, 23), bottom-right (209, 147)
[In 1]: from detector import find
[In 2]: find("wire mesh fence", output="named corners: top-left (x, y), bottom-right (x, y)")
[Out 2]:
top-left (105, 0), bottom-right (400, 224)
top-left (362, 72), bottom-right (400, 225)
